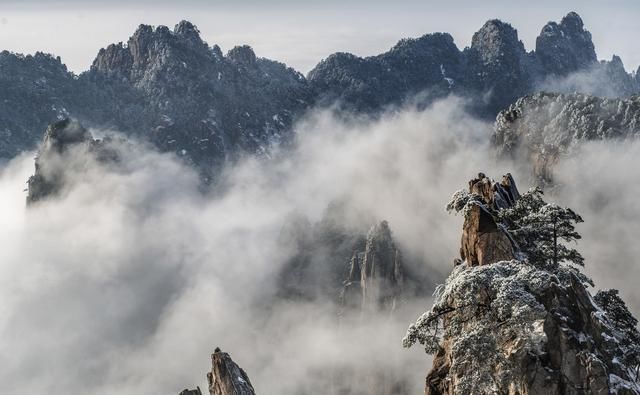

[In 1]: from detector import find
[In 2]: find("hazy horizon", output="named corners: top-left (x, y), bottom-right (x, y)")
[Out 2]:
top-left (1, 0), bottom-right (639, 75)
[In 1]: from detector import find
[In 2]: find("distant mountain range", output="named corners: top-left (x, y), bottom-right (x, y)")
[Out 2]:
top-left (1, 12), bottom-right (639, 178)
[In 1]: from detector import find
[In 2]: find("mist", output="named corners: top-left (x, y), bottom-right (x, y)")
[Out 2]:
top-left (535, 62), bottom-right (637, 98)
top-left (0, 96), bottom-right (638, 394)
top-left (0, 98), bottom-right (502, 394)
top-left (552, 140), bottom-right (640, 314)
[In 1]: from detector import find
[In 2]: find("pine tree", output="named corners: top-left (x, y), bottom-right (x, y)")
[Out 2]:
top-left (499, 187), bottom-right (584, 271)
top-left (594, 289), bottom-right (640, 380)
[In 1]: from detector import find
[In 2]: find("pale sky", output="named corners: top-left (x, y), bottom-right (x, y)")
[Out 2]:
top-left (1, 0), bottom-right (639, 75)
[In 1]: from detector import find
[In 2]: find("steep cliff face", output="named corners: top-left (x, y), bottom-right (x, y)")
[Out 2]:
top-left (26, 118), bottom-right (118, 204)
top-left (406, 173), bottom-right (640, 394)
top-left (414, 262), bottom-right (640, 394)
top-left (207, 349), bottom-right (256, 395)
top-left (341, 220), bottom-right (404, 312)
top-left (462, 19), bottom-right (532, 115)
top-left (535, 12), bottom-right (597, 76)
top-left (448, 173), bottom-right (518, 267)
top-left (181, 349), bottom-right (255, 395)
top-left (494, 92), bottom-right (640, 184)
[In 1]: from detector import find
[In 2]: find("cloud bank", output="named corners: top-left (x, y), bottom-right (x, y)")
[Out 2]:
top-left (0, 97), bottom-right (638, 394)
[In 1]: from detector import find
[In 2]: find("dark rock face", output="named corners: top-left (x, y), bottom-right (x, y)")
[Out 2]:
top-left (82, 21), bottom-right (312, 180)
top-left (1, 21), bottom-right (311, 181)
top-left (494, 92), bottom-right (640, 184)
top-left (463, 20), bottom-right (532, 115)
top-left (309, 12), bottom-right (638, 118)
top-left (0, 51), bottom-right (75, 158)
top-left (308, 33), bottom-right (461, 113)
top-left (276, 204), bottom-right (368, 301)
top-left (535, 12), bottom-right (597, 76)
top-left (26, 119), bottom-right (112, 204)
top-left (341, 221), bottom-right (404, 312)
top-left (25, 118), bottom-right (127, 204)
top-left (178, 388), bottom-right (203, 395)
top-left (207, 349), bottom-right (256, 395)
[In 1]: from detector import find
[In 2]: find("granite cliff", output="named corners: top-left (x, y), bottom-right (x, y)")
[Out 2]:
top-left (405, 173), bottom-right (640, 394)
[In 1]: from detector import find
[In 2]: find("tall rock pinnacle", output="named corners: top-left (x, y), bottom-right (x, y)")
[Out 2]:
top-left (405, 172), bottom-right (640, 394)
top-left (207, 349), bottom-right (256, 395)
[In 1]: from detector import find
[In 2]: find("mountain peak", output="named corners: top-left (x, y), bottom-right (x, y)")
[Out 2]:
top-left (536, 12), bottom-right (596, 75)
top-left (174, 20), bottom-right (199, 36)
top-left (471, 19), bottom-right (524, 62)
top-left (561, 11), bottom-right (585, 30)
top-left (227, 45), bottom-right (257, 65)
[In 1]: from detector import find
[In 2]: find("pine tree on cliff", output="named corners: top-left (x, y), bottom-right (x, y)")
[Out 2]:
top-left (406, 173), bottom-right (640, 394)
top-left (594, 289), bottom-right (640, 381)
top-left (498, 187), bottom-right (585, 271)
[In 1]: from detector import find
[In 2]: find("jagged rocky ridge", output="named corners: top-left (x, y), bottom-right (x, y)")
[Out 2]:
top-left (26, 118), bottom-right (121, 204)
top-left (405, 173), bottom-right (640, 394)
top-left (180, 348), bottom-right (255, 395)
top-left (2, 21), bottom-right (311, 180)
top-left (2, 12), bottom-right (639, 176)
top-left (309, 12), bottom-right (639, 116)
top-left (494, 92), bottom-right (640, 184)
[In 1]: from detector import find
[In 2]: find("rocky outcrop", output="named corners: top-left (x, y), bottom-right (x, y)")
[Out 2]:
top-left (341, 220), bottom-right (404, 312)
top-left (419, 263), bottom-right (640, 394)
top-left (26, 119), bottom-right (105, 203)
top-left (406, 172), bottom-right (640, 395)
top-left (457, 173), bottom-right (518, 267)
top-left (182, 349), bottom-right (255, 395)
top-left (494, 92), bottom-right (640, 184)
top-left (27, 118), bottom-right (119, 204)
top-left (462, 19), bottom-right (532, 115)
top-left (207, 349), bottom-right (256, 395)
top-left (535, 12), bottom-right (597, 76)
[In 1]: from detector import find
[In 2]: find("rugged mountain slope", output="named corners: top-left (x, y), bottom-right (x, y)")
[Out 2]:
top-left (2, 12), bottom-right (639, 174)
top-left (308, 33), bottom-right (462, 113)
top-left (1, 21), bottom-right (312, 179)
top-left (0, 51), bottom-right (76, 158)
top-left (309, 12), bottom-right (639, 117)
top-left (405, 173), bottom-right (640, 394)
top-left (80, 21), bottom-right (312, 178)
top-left (494, 92), bottom-right (640, 184)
